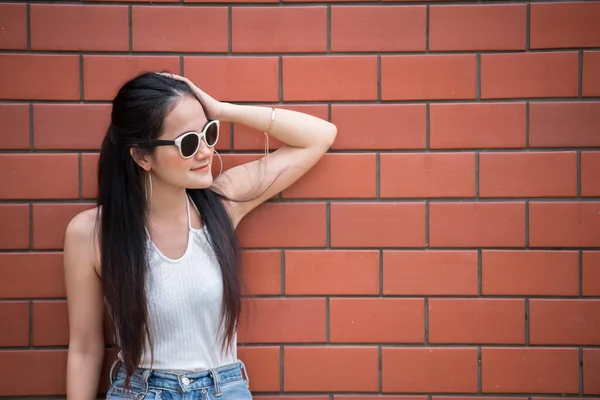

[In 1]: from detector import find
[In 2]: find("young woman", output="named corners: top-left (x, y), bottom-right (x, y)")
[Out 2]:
top-left (63, 72), bottom-right (337, 400)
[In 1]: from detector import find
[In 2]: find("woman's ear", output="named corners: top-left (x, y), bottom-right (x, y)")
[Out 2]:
top-left (130, 147), bottom-right (152, 171)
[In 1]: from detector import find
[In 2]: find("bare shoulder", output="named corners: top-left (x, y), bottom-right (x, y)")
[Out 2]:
top-left (64, 206), bottom-right (102, 277)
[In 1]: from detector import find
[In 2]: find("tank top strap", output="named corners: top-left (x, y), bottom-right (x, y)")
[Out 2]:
top-left (186, 194), bottom-right (192, 231)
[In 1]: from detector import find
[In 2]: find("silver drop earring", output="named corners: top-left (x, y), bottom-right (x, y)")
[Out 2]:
top-left (213, 150), bottom-right (223, 179)
top-left (145, 171), bottom-right (153, 209)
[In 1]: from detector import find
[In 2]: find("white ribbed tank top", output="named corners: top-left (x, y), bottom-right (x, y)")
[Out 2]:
top-left (116, 195), bottom-right (237, 372)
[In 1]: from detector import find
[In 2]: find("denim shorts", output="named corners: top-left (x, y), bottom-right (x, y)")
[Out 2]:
top-left (107, 359), bottom-right (252, 400)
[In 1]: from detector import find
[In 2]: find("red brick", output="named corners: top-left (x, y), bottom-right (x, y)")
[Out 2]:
top-left (584, 349), bottom-right (600, 394)
top-left (34, 104), bottom-right (110, 150)
top-left (383, 251), bottom-right (478, 296)
top-left (233, 7), bottom-right (326, 52)
top-left (583, 51), bottom-right (600, 96)
top-left (0, 254), bottom-right (65, 299)
top-left (383, 348), bottom-right (478, 393)
top-left (481, 348), bottom-right (579, 394)
top-left (0, 302), bottom-right (29, 346)
top-left (0, 154), bottom-right (79, 200)
top-left (237, 203), bottom-right (326, 248)
top-left (380, 153), bottom-right (475, 198)
top-left (0, 350), bottom-right (67, 395)
top-left (187, 0), bottom-right (276, 3)
top-left (530, 202), bottom-right (600, 248)
top-left (529, 102), bottom-right (600, 147)
top-left (582, 152), bottom-right (600, 196)
top-left (429, 299), bottom-right (524, 344)
top-left (87, 0), bottom-right (178, 2)
top-left (436, 397), bottom-right (526, 400)
top-left (382, 55), bottom-right (476, 100)
top-left (283, 56), bottom-right (377, 101)
top-left (234, 105), bottom-right (327, 151)
top-left (331, 104), bottom-right (426, 150)
top-left (330, 298), bottom-right (424, 343)
top-left (82, 153), bottom-right (99, 199)
top-left (284, 347), bottom-right (378, 392)
top-left (338, 398), bottom-right (426, 400)
top-left (482, 250), bottom-right (579, 296)
top-left (185, 57), bottom-right (279, 102)
top-left (237, 347), bottom-right (280, 392)
top-left (237, 299), bottom-right (325, 343)
top-left (430, 4), bottom-right (526, 51)
top-left (240, 250), bottom-right (281, 296)
top-left (132, 6), bottom-right (227, 52)
top-left (257, 398), bottom-right (328, 400)
top-left (331, 6), bottom-right (425, 51)
top-left (531, 2), bottom-right (600, 49)
top-left (583, 252), bottom-right (600, 297)
top-left (285, 250), bottom-right (379, 295)
top-left (0, 3), bottom-right (27, 49)
top-left (33, 301), bottom-right (69, 346)
top-left (0, 104), bottom-right (29, 150)
top-left (31, 4), bottom-right (128, 51)
top-left (481, 52), bottom-right (578, 99)
top-left (331, 203), bottom-right (426, 248)
top-left (530, 300), bottom-right (600, 345)
top-left (0, 205), bottom-right (29, 250)
top-left (430, 103), bottom-right (526, 149)
top-left (429, 203), bottom-right (526, 248)
top-left (282, 154), bottom-right (376, 198)
top-left (480, 152), bottom-right (577, 197)
top-left (83, 55), bottom-right (180, 101)
top-left (33, 204), bottom-right (95, 250)
top-left (0, 54), bottom-right (80, 100)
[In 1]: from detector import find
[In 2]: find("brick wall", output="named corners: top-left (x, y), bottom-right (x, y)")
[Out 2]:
top-left (1, 0), bottom-right (599, 398)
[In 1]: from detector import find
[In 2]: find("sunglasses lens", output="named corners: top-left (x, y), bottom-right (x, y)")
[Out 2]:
top-left (180, 133), bottom-right (199, 157)
top-left (205, 122), bottom-right (219, 147)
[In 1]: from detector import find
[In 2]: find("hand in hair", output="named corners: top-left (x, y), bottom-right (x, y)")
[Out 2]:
top-left (157, 72), bottom-right (224, 120)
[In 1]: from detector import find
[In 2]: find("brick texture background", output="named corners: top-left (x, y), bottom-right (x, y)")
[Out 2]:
top-left (0, 0), bottom-right (599, 398)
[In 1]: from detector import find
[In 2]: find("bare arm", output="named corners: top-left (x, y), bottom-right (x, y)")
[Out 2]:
top-left (64, 211), bottom-right (106, 400)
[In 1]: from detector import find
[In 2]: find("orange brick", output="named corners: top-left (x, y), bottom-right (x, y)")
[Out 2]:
top-left (282, 154), bottom-right (377, 198)
top-left (236, 203), bottom-right (326, 248)
top-left (0, 350), bottom-right (68, 395)
top-left (582, 152), bottom-right (600, 196)
top-left (34, 104), bottom-right (110, 150)
top-left (237, 347), bottom-right (280, 392)
top-left (83, 55), bottom-right (180, 101)
top-left (241, 250), bottom-right (281, 296)
top-left (33, 204), bottom-right (95, 250)
top-left (429, 299), bottom-right (525, 344)
top-left (584, 349), bottom-right (600, 394)
top-left (0, 3), bottom-right (27, 49)
top-left (382, 55), bottom-right (476, 100)
top-left (430, 4), bottom-right (526, 51)
top-left (283, 56), bottom-right (377, 101)
top-left (237, 299), bottom-right (326, 343)
top-left (482, 250), bottom-right (579, 296)
top-left (479, 152), bottom-right (577, 197)
top-left (481, 52), bottom-right (578, 99)
top-left (383, 348), bottom-right (478, 393)
top-left (0, 302), bottom-right (29, 346)
top-left (529, 102), bottom-right (600, 147)
top-left (531, 2), bottom-right (600, 49)
top-left (383, 251), bottom-right (478, 296)
top-left (285, 250), bottom-right (379, 295)
top-left (0, 54), bottom-right (80, 100)
top-left (331, 203), bottom-right (426, 248)
top-left (331, 6), bottom-right (425, 51)
top-left (529, 202), bottom-right (600, 247)
top-left (330, 298), bottom-right (424, 343)
top-left (429, 202), bottom-right (526, 248)
top-left (82, 153), bottom-right (99, 200)
top-left (380, 152), bottom-right (475, 198)
top-left (530, 300), bottom-right (600, 345)
top-left (331, 104), bottom-right (426, 150)
top-left (481, 348), bottom-right (579, 394)
top-left (33, 301), bottom-right (69, 346)
top-left (0, 154), bottom-right (79, 200)
top-left (583, 52), bottom-right (600, 97)
top-left (583, 252), bottom-right (600, 296)
top-left (132, 6), bottom-right (228, 52)
top-left (284, 347), bottom-right (378, 392)
top-left (232, 7), bottom-right (326, 52)
top-left (31, 4), bottom-right (128, 51)
top-left (185, 57), bottom-right (279, 102)
top-left (0, 205), bottom-right (29, 250)
top-left (0, 104), bottom-right (29, 150)
top-left (430, 103), bottom-right (526, 149)
top-left (0, 254), bottom-right (65, 299)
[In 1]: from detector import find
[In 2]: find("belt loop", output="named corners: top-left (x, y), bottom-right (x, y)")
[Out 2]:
top-left (239, 360), bottom-right (250, 388)
top-left (140, 368), bottom-right (152, 399)
top-left (109, 358), bottom-right (121, 386)
top-left (209, 368), bottom-right (222, 397)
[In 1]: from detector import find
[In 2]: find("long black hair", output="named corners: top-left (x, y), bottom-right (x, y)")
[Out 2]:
top-left (97, 72), bottom-right (251, 388)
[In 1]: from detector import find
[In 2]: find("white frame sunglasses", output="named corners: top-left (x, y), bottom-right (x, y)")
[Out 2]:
top-left (148, 120), bottom-right (220, 158)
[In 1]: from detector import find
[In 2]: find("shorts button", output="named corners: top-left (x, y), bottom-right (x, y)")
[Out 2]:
top-left (182, 377), bottom-right (190, 385)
